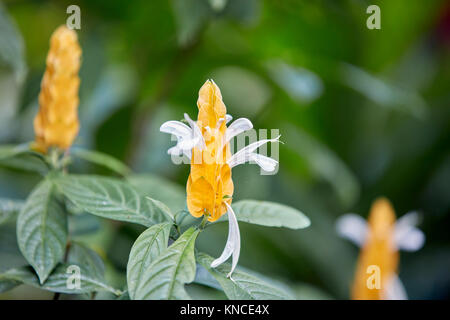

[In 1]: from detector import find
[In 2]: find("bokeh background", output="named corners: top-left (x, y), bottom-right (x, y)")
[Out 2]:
top-left (0, 0), bottom-right (449, 299)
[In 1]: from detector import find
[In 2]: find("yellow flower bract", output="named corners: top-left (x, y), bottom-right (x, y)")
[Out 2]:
top-left (33, 25), bottom-right (81, 153)
top-left (186, 80), bottom-right (234, 222)
top-left (352, 197), bottom-right (399, 300)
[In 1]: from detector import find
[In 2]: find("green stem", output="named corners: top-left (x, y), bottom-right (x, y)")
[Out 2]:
top-left (49, 147), bottom-right (60, 170)
top-left (175, 224), bottom-right (181, 237)
top-left (199, 214), bottom-right (209, 230)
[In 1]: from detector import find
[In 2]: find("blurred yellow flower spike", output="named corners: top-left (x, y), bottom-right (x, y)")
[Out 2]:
top-left (187, 80), bottom-right (234, 222)
top-left (161, 79), bottom-right (280, 277)
top-left (337, 197), bottom-right (425, 300)
top-left (352, 198), bottom-right (399, 300)
top-left (33, 25), bottom-right (81, 153)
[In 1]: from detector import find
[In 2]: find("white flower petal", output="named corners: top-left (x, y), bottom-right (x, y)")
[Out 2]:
top-left (161, 120), bottom-right (195, 158)
top-left (336, 214), bottom-right (368, 247)
top-left (160, 120), bottom-right (192, 140)
top-left (210, 202), bottom-right (241, 278)
top-left (394, 211), bottom-right (425, 251)
top-left (184, 113), bottom-right (206, 150)
top-left (249, 153), bottom-right (278, 172)
top-left (161, 116), bottom-right (207, 158)
top-left (396, 228), bottom-right (425, 252)
top-left (396, 211), bottom-right (419, 228)
top-left (384, 275), bottom-right (408, 300)
top-left (216, 117), bottom-right (225, 129)
top-left (167, 146), bottom-right (181, 156)
top-left (228, 136), bottom-right (280, 169)
top-left (177, 136), bottom-right (202, 151)
top-left (224, 118), bottom-right (253, 143)
top-left (226, 114), bottom-right (233, 124)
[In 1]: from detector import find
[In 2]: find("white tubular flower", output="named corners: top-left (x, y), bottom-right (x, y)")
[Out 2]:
top-left (210, 202), bottom-right (241, 278)
top-left (336, 213), bottom-right (368, 247)
top-left (228, 136), bottom-right (281, 172)
top-left (393, 211), bottom-right (425, 251)
top-left (384, 275), bottom-right (408, 300)
top-left (224, 118), bottom-right (253, 143)
top-left (160, 113), bottom-right (205, 159)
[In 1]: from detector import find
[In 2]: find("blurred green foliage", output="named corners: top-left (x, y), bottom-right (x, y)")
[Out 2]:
top-left (0, 0), bottom-right (449, 299)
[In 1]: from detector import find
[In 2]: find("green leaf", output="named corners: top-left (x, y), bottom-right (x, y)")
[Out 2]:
top-left (133, 227), bottom-right (199, 300)
top-left (0, 278), bottom-right (20, 293)
top-left (0, 198), bottom-right (24, 225)
top-left (0, 241), bottom-right (118, 295)
top-left (69, 213), bottom-right (101, 236)
top-left (0, 154), bottom-right (49, 174)
top-left (67, 242), bottom-right (105, 281)
top-left (0, 221), bottom-right (23, 294)
top-left (196, 252), bottom-right (294, 300)
top-left (341, 63), bottom-right (427, 118)
top-left (292, 283), bottom-right (333, 300)
top-left (0, 2), bottom-right (26, 134)
top-left (216, 200), bottom-right (310, 229)
top-left (126, 222), bottom-right (172, 299)
top-left (0, 2), bottom-right (26, 82)
top-left (128, 174), bottom-right (186, 214)
top-left (72, 148), bottom-right (131, 176)
top-left (53, 174), bottom-right (173, 227)
top-left (222, 0), bottom-right (260, 24)
top-left (173, 209), bottom-right (201, 234)
top-left (193, 263), bottom-right (222, 291)
top-left (0, 264), bottom-right (121, 295)
top-left (0, 144), bottom-right (29, 160)
top-left (266, 60), bottom-right (323, 104)
top-left (0, 144), bottom-right (48, 174)
top-left (284, 126), bottom-right (360, 208)
top-left (0, 217), bottom-right (26, 293)
top-left (17, 179), bottom-right (68, 284)
top-left (172, 0), bottom-right (211, 46)
top-left (211, 66), bottom-right (271, 118)
top-left (0, 223), bottom-right (27, 272)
